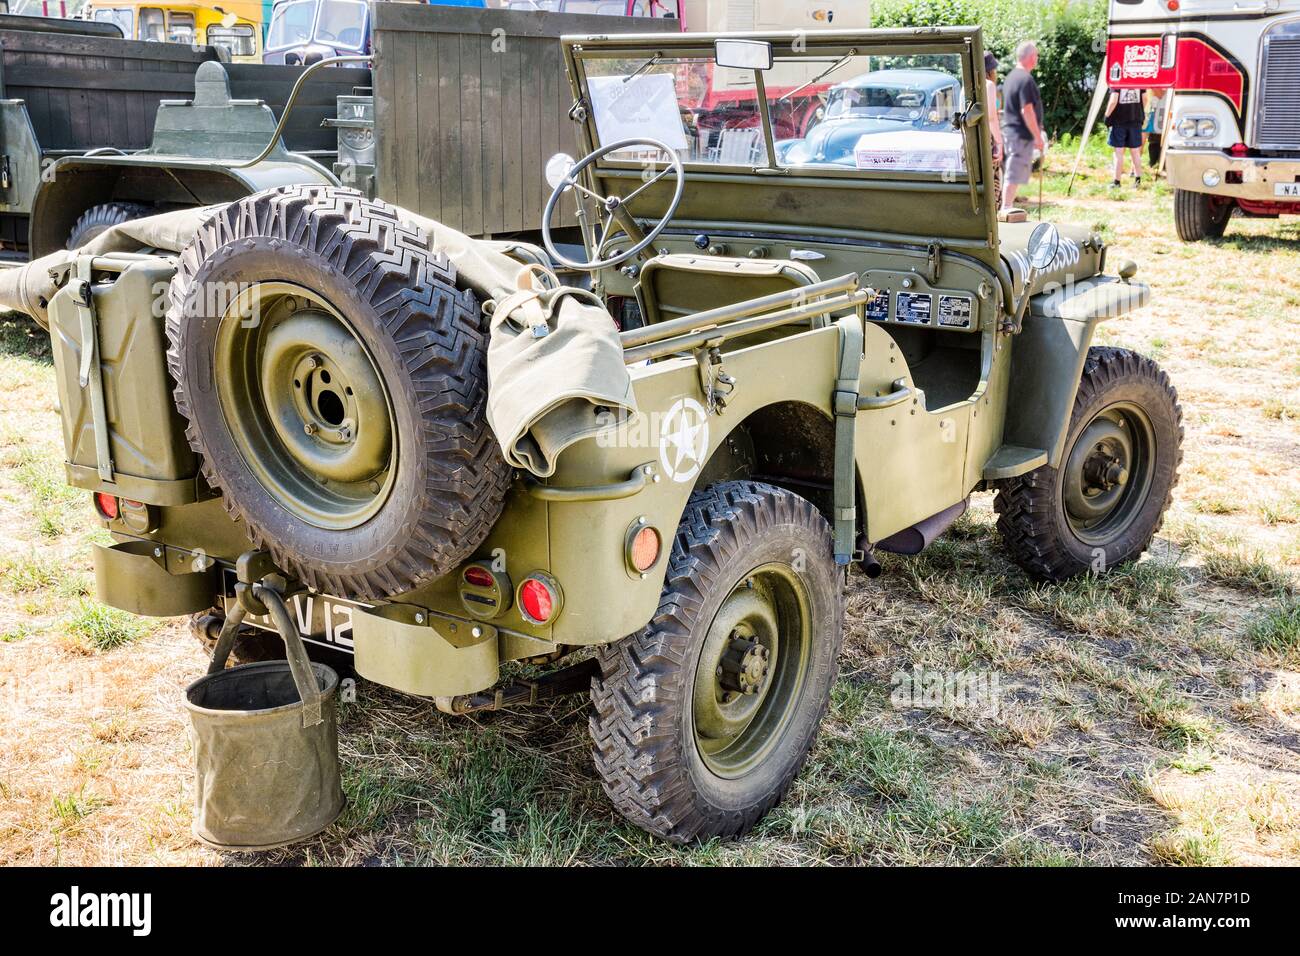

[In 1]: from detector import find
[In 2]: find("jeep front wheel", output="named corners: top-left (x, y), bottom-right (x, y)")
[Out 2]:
top-left (1174, 188), bottom-right (1231, 241)
top-left (995, 347), bottom-right (1183, 581)
top-left (589, 481), bottom-right (843, 842)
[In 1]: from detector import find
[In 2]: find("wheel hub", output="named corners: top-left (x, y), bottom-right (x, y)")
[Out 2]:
top-left (718, 634), bottom-right (771, 695)
top-left (216, 282), bottom-right (398, 530)
top-left (1060, 404), bottom-right (1156, 546)
top-left (691, 565), bottom-right (812, 779)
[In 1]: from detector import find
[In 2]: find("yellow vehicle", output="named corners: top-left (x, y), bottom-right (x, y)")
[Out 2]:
top-left (83, 1), bottom-right (265, 62)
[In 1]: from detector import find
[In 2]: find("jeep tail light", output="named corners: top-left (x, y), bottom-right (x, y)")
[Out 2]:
top-left (518, 573), bottom-right (562, 625)
top-left (459, 561), bottom-right (512, 619)
top-left (1229, 142), bottom-right (1248, 158)
top-left (626, 520), bottom-right (662, 575)
top-left (93, 492), bottom-right (119, 520)
top-left (463, 565), bottom-right (495, 588)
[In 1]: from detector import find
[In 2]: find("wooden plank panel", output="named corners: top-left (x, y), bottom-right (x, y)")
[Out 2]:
top-left (436, 32), bottom-right (462, 231)
top-left (370, 6), bottom-right (660, 233)
top-left (479, 31), bottom-right (503, 236)
top-left (416, 32), bottom-right (441, 221)
top-left (392, 32), bottom-right (420, 211)
top-left (499, 37), bottom-right (524, 233)
top-left (518, 35), bottom-right (544, 233)
top-left (458, 34), bottom-right (483, 235)
top-left (374, 25), bottom-right (398, 205)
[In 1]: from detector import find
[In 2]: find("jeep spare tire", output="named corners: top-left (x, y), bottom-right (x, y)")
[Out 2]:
top-left (166, 185), bottom-right (511, 599)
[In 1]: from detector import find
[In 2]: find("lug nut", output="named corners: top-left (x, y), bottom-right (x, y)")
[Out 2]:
top-left (304, 422), bottom-right (317, 435)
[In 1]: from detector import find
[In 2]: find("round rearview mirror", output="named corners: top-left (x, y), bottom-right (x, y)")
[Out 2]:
top-left (545, 153), bottom-right (576, 190)
top-left (1027, 222), bottom-right (1061, 272)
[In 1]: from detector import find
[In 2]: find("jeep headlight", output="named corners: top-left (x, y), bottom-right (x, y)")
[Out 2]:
top-left (1196, 118), bottom-right (1218, 138)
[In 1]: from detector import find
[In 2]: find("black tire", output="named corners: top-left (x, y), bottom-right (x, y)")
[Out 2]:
top-left (166, 185), bottom-right (512, 599)
top-left (589, 481), bottom-right (844, 843)
top-left (189, 609), bottom-right (285, 665)
top-left (1174, 188), bottom-right (1231, 241)
top-left (995, 347), bottom-right (1183, 581)
top-left (66, 201), bottom-right (150, 249)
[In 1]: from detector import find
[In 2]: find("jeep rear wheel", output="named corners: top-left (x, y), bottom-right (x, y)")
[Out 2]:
top-left (166, 185), bottom-right (512, 599)
top-left (995, 347), bottom-right (1183, 581)
top-left (1174, 188), bottom-right (1231, 241)
top-left (66, 201), bottom-right (150, 250)
top-left (589, 481), bottom-right (843, 842)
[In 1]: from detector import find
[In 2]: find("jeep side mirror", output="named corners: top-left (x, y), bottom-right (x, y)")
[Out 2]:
top-left (715, 39), bottom-right (772, 71)
top-left (1027, 222), bottom-right (1061, 272)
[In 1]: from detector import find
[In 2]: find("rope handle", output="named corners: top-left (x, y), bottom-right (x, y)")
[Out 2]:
top-left (205, 585), bottom-right (325, 728)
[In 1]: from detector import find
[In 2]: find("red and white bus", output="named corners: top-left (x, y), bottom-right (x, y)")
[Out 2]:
top-left (1108, 0), bottom-right (1300, 240)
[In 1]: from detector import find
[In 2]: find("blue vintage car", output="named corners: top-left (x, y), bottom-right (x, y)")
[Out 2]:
top-left (777, 68), bottom-right (964, 167)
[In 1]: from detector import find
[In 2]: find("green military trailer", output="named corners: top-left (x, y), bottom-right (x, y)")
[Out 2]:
top-left (30, 25), bottom-right (1181, 843)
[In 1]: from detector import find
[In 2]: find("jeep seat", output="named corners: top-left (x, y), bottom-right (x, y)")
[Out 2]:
top-left (635, 254), bottom-right (822, 348)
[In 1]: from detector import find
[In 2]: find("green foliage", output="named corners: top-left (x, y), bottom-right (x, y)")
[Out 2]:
top-left (872, 0), bottom-right (1109, 137)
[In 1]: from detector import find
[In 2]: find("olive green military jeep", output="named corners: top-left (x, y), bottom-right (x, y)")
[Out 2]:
top-left (44, 26), bottom-right (1180, 843)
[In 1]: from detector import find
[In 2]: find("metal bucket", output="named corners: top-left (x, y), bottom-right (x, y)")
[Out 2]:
top-left (184, 589), bottom-right (344, 851)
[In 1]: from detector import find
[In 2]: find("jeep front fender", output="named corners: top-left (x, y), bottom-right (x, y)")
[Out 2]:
top-left (1001, 276), bottom-right (1150, 471)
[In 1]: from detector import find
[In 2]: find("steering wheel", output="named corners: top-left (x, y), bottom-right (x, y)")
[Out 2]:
top-left (541, 138), bottom-right (685, 272)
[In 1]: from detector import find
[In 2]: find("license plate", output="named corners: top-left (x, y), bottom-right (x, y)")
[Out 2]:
top-left (1274, 182), bottom-right (1300, 197)
top-left (222, 569), bottom-right (362, 652)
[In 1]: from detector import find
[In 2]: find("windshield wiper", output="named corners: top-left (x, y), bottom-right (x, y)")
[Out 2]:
top-left (622, 54), bottom-right (663, 83)
top-left (779, 48), bottom-right (857, 104)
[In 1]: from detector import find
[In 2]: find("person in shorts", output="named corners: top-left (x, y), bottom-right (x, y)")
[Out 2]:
top-left (1000, 41), bottom-right (1045, 211)
top-left (1105, 86), bottom-right (1147, 188)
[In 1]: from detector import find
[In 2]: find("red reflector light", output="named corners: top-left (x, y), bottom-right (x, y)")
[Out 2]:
top-left (1166, 0), bottom-right (1179, 9)
top-left (463, 565), bottom-right (495, 588)
top-left (519, 576), bottom-right (557, 624)
top-left (629, 525), bottom-right (661, 573)
top-left (1229, 142), bottom-right (1248, 158)
top-left (93, 492), bottom-right (119, 520)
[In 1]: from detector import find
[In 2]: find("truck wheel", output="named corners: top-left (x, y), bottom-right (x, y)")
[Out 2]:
top-left (589, 481), bottom-right (843, 843)
top-left (66, 202), bottom-right (150, 249)
top-left (995, 347), bottom-right (1183, 581)
top-left (1174, 188), bottom-right (1231, 241)
top-left (166, 185), bottom-right (511, 600)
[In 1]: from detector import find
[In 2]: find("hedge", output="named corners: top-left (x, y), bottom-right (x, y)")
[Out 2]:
top-left (870, 0), bottom-right (1109, 137)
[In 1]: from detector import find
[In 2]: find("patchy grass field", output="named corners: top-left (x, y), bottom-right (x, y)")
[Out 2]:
top-left (1, 146), bottom-right (1297, 866)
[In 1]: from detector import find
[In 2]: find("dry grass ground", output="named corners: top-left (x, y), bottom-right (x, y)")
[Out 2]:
top-left (0, 144), bottom-right (1297, 866)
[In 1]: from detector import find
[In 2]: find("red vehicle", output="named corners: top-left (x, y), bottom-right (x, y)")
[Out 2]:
top-left (1108, 0), bottom-right (1300, 240)
top-left (509, 0), bottom-right (873, 138)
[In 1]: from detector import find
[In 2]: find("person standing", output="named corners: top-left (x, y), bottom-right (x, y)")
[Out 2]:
top-left (985, 52), bottom-right (1004, 210)
top-left (1105, 85), bottom-right (1147, 187)
top-left (1000, 41), bottom-right (1045, 211)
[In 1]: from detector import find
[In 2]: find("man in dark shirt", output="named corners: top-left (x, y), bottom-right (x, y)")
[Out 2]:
top-left (1000, 41), bottom-right (1045, 211)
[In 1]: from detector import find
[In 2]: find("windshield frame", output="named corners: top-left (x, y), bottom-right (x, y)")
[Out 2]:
top-left (569, 31), bottom-right (984, 186)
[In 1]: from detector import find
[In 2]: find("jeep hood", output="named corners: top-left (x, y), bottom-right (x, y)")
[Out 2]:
top-left (999, 221), bottom-right (1103, 298)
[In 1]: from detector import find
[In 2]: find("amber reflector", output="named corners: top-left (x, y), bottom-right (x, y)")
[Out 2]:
top-left (629, 526), bottom-right (661, 572)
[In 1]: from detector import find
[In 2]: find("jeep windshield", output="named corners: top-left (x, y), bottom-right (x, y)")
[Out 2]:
top-left (576, 38), bottom-right (970, 176)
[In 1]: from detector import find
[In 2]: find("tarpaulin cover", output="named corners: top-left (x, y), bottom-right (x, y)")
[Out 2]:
top-left (1, 196), bottom-right (634, 478)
